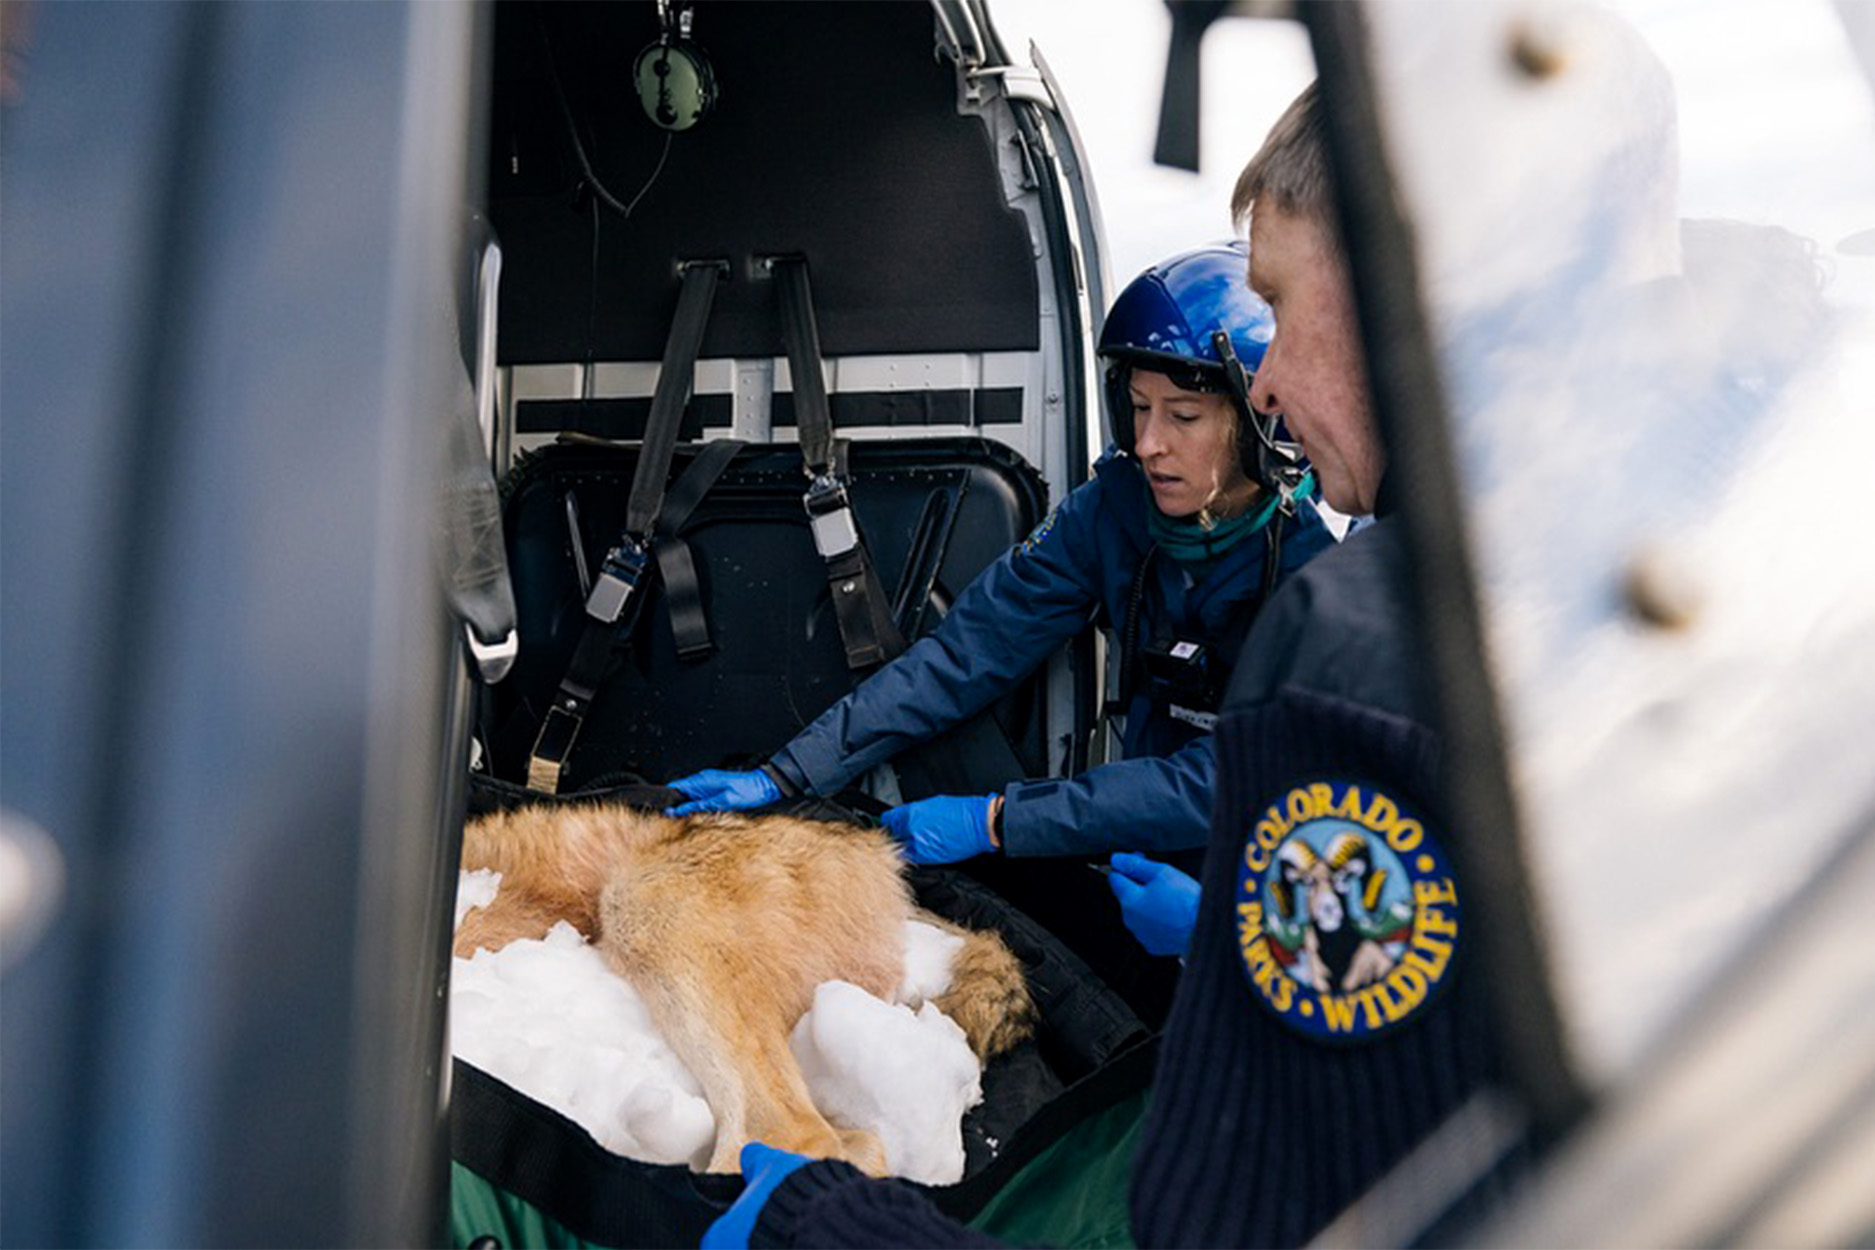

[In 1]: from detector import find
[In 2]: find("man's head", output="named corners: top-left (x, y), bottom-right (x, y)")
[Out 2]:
top-left (1231, 84), bottom-right (1385, 516)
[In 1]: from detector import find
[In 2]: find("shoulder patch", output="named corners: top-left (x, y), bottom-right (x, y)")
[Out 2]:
top-left (1018, 507), bottom-right (1060, 555)
top-left (1233, 778), bottom-right (1458, 1042)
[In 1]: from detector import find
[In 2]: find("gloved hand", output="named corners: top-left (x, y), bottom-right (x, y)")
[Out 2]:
top-left (881, 794), bottom-right (998, 865)
top-left (665, 768), bottom-right (783, 817)
top-left (1108, 851), bottom-right (1200, 958)
top-left (700, 1142), bottom-right (812, 1250)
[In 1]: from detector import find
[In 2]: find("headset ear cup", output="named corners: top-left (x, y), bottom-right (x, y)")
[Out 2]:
top-left (687, 40), bottom-right (718, 120)
top-left (633, 38), bottom-right (716, 131)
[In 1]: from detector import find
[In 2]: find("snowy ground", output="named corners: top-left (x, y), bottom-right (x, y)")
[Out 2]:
top-left (449, 869), bottom-right (987, 1184)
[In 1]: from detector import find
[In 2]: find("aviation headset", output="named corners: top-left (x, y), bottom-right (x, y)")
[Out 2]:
top-left (634, 0), bottom-right (717, 132)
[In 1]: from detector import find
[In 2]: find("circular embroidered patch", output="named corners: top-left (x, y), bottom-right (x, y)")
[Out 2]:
top-left (1234, 778), bottom-right (1459, 1041)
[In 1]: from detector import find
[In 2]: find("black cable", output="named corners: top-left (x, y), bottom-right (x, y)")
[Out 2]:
top-left (1261, 512), bottom-right (1285, 602)
top-left (535, 4), bottom-right (673, 381)
top-left (1112, 544), bottom-right (1158, 718)
top-left (535, 7), bottom-right (674, 223)
top-left (583, 193), bottom-right (599, 386)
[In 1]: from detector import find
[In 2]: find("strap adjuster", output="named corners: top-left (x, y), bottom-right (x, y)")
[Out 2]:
top-left (803, 475), bottom-right (860, 559)
top-left (526, 700), bottom-right (585, 793)
top-left (585, 536), bottom-right (650, 622)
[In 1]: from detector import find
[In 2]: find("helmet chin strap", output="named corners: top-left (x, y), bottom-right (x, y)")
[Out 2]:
top-left (1211, 330), bottom-right (1310, 514)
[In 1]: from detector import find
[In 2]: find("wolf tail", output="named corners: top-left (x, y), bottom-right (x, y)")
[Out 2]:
top-left (918, 910), bottom-right (1037, 1061)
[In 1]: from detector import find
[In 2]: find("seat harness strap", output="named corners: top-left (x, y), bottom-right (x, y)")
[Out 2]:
top-left (527, 259), bottom-right (726, 793)
top-left (652, 436), bottom-right (747, 660)
top-left (771, 255), bottom-right (906, 671)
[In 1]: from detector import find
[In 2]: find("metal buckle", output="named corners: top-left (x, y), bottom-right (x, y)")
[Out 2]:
top-left (1271, 462), bottom-right (1313, 516)
top-left (803, 475), bottom-right (860, 559)
top-left (585, 537), bottom-right (649, 622)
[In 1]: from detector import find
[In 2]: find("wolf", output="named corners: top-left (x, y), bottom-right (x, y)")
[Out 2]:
top-left (454, 801), bottom-right (1035, 1177)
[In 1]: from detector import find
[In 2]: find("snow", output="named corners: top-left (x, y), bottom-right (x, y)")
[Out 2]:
top-left (790, 981), bottom-right (983, 1185)
top-left (450, 874), bottom-right (986, 1185)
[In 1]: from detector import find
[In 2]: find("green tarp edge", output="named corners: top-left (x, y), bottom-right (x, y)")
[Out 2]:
top-left (450, 1091), bottom-right (1146, 1250)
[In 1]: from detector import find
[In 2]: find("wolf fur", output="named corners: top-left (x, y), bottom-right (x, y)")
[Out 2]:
top-left (454, 802), bottom-right (1035, 1176)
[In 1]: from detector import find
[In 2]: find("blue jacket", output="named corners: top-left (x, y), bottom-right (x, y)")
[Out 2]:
top-left (766, 449), bottom-right (1335, 858)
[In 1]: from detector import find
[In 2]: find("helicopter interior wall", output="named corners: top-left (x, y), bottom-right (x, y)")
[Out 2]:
top-left (488, 0), bottom-right (1042, 367)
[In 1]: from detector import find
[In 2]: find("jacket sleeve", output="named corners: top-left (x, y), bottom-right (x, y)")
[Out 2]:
top-left (767, 474), bottom-right (1118, 798)
top-left (750, 1160), bottom-right (1006, 1249)
top-left (999, 731), bottom-right (1216, 859)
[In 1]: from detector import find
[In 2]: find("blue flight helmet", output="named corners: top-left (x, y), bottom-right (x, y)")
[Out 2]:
top-left (1098, 240), bottom-right (1309, 509)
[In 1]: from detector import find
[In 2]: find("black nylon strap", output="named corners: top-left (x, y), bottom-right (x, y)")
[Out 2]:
top-left (1112, 544), bottom-right (1159, 718)
top-left (626, 260), bottom-right (725, 534)
top-left (654, 542), bottom-right (710, 659)
top-left (524, 604), bottom-right (637, 793)
top-left (771, 256), bottom-right (906, 671)
top-left (773, 256), bottom-right (835, 473)
top-left (527, 263), bottom-right (725, 792)
top-left (824, 546), bottom-right (898, 670)
top-left (660, 438), bottom-right (747, 532)
top-left (652, 439), bottom-right (746, 660)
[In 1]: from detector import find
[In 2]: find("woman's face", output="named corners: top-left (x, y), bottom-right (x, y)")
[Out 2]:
top-left (1129, 368), bottom-right (1255, 519)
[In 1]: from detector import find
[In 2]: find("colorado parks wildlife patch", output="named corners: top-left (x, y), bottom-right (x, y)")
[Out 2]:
top-left (1234, 778), bottom-right (1459, 1041)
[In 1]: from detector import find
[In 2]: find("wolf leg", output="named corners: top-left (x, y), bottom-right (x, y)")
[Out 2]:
top-left (622, 945), bottom-right (885, 1175)
top-left (596, 876), bottom-right (890, 1176)
top-left (453, 887), bottom-right (566, 957)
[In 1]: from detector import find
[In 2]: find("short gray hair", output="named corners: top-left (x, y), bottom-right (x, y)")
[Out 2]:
top-left (1230, 81), bottom-right (1337, 247)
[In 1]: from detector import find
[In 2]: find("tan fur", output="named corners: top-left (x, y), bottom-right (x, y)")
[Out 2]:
top-left (916, 913), bottom-right (1038, 1062)
top-left (455, 802), bottom-right (1035, 1176)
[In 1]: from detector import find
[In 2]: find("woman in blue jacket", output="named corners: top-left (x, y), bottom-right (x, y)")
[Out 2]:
top-left (670, 242), bottom-right (1333, 967)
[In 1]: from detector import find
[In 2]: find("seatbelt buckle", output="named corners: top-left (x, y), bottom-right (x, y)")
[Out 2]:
top-left (585, 536), bottom-right (649, 623)
top-left (803, 474), bottom-right (860, 559)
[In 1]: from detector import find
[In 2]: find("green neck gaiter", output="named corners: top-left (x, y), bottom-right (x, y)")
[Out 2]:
top-left (1146, 490), bottom-right (1281, 567)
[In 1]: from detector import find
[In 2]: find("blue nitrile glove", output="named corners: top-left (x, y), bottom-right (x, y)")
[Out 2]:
top-left (881, 794), bottom-right (998, 865)
top-left (1108, 851), bottom-right (1201, 958)
top-left (665, 768), bottom-right (783, 817)
top-left (700, 1142), bottom-right (813, 1250)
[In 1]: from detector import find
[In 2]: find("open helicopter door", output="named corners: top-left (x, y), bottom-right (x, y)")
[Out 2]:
top-left (1279, 2), bottom-right (1875, 1243)
top-left (0, 3), bottom-right (489, 1245)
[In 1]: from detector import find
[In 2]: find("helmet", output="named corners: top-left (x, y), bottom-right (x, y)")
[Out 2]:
top-left (1098, 240), bottom-right (1307, 506)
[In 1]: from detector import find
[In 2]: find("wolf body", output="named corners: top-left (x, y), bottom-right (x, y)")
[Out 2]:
top-left (455, 802), bottom-right (1034, 1176)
